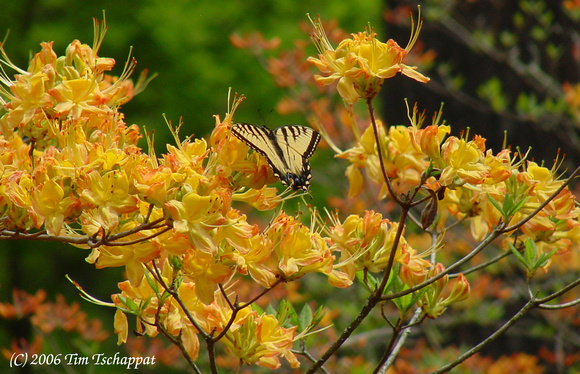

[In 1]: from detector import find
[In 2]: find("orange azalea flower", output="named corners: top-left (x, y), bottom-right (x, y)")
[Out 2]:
top-left (417, 263), bottom-right (470, 319)
top-left (308, 9), bottom-right (429, 104)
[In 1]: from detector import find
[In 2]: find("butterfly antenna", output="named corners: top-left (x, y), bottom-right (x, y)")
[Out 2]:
top-left (257, 108), bottom-right (274, 127)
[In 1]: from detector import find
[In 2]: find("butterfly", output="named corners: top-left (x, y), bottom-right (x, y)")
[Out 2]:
top-left (230, 123), bottom-right (321, 192)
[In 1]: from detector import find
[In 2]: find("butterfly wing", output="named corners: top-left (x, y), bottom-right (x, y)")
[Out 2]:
top-left (230, 123), bottom-right (321, 191)
top-left (272, 125), bottom-right (321, 191)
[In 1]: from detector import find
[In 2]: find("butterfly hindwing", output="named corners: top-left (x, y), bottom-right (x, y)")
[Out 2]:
top-left (230, 123), bottom-right (321, 192)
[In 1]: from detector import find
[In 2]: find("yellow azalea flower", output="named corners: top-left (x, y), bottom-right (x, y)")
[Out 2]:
top-left (337, 124), bottom-right (385, 197)
top-left (217, 213), bottom-right (278, 287)
top-left (0, 42), bottom-right (56, 136)
top-left (517, 161), bottom-right (563, 201)
top-left (49, 77), bottom-right (109, 119)
top-left (345, 164), bottom-right (364, 198)
top-left (133, 165), bottom-right (177, 207)
top-left (483, 149), bottom-right (513, 184)
top-left (508, 161), bottom-right (580, 257)
top-left (0, 21), bottom-right (151, 141)
top-left (409, 124), bottom-right (451, 161)
top-left (164, 138), bottom-right (209, 173)
top-left (439, 136), bottom-right (490, 187)
top-left (222, 233), bottom-right (277, 287)
top-left (338, 123), bottom-right (429, 197)
top-left (113, 309), bottom-right (128, 345)
top-left (94, 242), bottom-right (158, 287)
top-left (30, 179), bottom-right (79, 236)
top-left (387, 125), bottom-right (428, 192)
top-left (182, 249), bottom-right (232, 305)
top-left (231, 186), bottom-right (281, 211)
top-left (399, 247), bottom-right (432, 287)
top-left (308, 10), bottom-right (429, 104)
top-left (165, 190), bottom-right (227, 255)
top-left (3, 171), bottom-right (33, 209)
top-left (268, 213), bottom-right (334, 280)
top-left (113, 273), bottom-right (163, 335)
top-left (223, 311), bottom-right (298, 369)
top-left (78, 170), bottom-right (139, 231)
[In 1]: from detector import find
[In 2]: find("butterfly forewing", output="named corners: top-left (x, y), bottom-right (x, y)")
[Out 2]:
top-left (230, 123), bottom-right (321, 191)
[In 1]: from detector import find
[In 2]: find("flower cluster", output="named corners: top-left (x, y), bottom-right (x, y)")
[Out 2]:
top-left (308, 11), bottom-right (429, 104)
top-left (0, 20), bottom-right (348, 369)
top-left (0, 289), bottom-right (108, 362)
top-left (112, 258), bottom-right (299, 369)
top-left (337, 103), bottom-right (579, 257)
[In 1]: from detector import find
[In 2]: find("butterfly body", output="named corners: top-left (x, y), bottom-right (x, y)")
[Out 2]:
top-left (231, 123), bottom-right (321, 192)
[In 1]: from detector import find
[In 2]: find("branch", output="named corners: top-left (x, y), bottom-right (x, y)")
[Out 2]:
top-left (383, 225), bottom-right (504, 301)
top-left (428, 298), bottom-right (537, 374)
top-left (429, 276), bottom-right (580, 373)
top-left (365, 97), bottom-right (406, 207)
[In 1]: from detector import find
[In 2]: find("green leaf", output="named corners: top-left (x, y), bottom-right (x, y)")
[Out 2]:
top-left (508, 241), bottom-right (527, 266)
top-left (487, 193), bottom-right (504, 216)
top-left (298, 304), bottom-right (313, 331)
top-left (265, 304), bottom-right (277, 316)
top-left (535, 248), bottom-right (557, 269)
top-left (523, 238), bottom-right (538, 265)
top-left (143, 267), bottom-right (159, 294)
top-left (252, 303), bottom-right (264, 314)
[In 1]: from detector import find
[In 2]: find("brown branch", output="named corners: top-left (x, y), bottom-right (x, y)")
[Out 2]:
top-left (366, 97), bottom-right (406, 207)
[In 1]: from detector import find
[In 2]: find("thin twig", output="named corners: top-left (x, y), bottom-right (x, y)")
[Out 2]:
top-left (373, 318), bottom-right (404, 374)
top-left (294, 341), bottom-right (330, 374)
top-left (365, 97), bottom-right (405, 207)
top-left (429, 277), bottom-right (580, 373)
top-left (382, 226), bottom-right (504, 301)
top-left (538, 297), bottom-right (580, 310)
top-left (448, 250), bottom-right (512, 278)
top-left (378, 307), bottom-right (424, 374)
top-left (428, 297), bottom-right (537, 374)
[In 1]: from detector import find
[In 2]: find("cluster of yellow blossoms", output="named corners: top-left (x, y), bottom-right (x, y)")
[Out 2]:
top-left (307, 12), bottom-right (579, 260)
top-left (336, 109), bottom-right (579, 256)
top-left (0, 21), bottom-right (323, 368)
